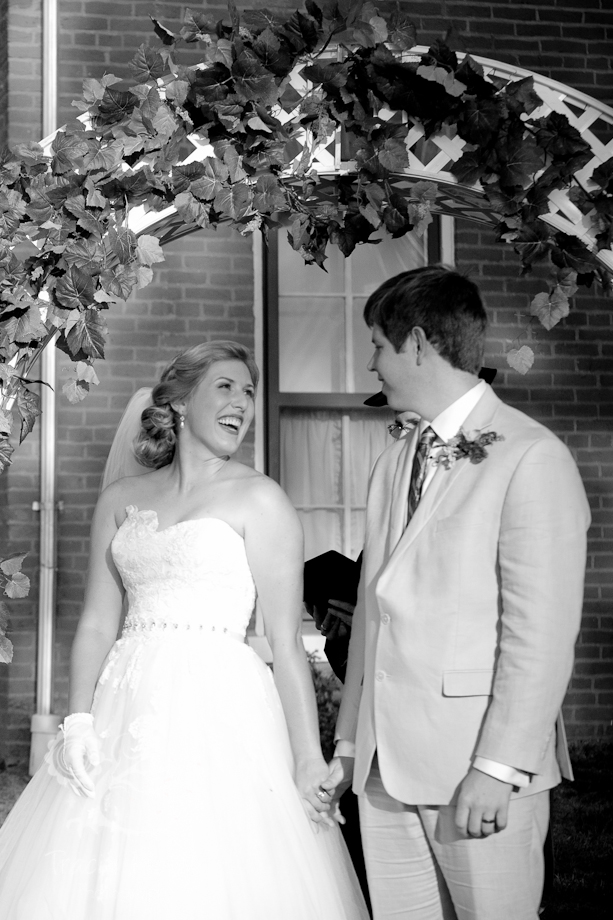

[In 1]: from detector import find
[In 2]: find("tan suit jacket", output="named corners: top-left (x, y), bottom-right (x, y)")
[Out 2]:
top-left (336, 385), bottom-right (590, 805)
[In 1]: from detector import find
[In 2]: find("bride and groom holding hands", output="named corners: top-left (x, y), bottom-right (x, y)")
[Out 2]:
top-left (0, 266), bottom-right (589, 920)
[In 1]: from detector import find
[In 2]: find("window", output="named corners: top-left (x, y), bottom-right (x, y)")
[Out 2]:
top-left (265, 222), bottom-right (443, 562)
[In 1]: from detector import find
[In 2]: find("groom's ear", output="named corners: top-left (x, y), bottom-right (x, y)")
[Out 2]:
top-left (403, 327), bottom-right (428, 365)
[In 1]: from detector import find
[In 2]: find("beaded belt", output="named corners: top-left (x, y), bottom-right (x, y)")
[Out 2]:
top-left (122, 619), bottom-right (245, 642)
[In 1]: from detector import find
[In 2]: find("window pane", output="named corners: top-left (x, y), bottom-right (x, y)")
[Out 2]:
top-left (278, 239), bottom-right (344, 294)
top-left (280, 409), bottom-right (392, 561)
top-left (279, 296), bottom-right (345, 391)
top-left (281, 411), bottom-right (342, 505)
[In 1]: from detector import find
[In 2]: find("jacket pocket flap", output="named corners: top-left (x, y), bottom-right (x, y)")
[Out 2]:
top-left (443, 669), bottom-right (495, 697)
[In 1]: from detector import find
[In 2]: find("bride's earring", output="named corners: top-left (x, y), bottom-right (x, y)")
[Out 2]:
top-left (179, 414), bottom-right (185, 429)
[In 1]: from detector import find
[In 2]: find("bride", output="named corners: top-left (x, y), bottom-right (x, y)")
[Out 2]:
top-left (0, 341), bottom-right (368, 920)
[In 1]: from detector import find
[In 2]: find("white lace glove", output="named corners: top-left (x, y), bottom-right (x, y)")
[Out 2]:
top-left (61, 712), bottom-right (101, 798)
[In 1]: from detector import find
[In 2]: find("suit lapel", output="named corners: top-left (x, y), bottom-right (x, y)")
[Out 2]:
top-left (383, 384), bottom-right (502, 566)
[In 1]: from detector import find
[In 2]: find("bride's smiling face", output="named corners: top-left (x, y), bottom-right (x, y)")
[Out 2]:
top-left (181, 359), bottom-right (256, 457)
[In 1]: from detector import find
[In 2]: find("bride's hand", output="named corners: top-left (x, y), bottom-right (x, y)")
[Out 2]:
top-left (61, 713), bottom-right (101, 798)
top-left (295, 757), bottom-right (337, 831)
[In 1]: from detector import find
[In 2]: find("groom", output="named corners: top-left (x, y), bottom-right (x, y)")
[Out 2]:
top-left (328, 266), bottom-right (590, 920)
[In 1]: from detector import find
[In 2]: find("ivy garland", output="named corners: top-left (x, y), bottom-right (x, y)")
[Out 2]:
top-left (0, 0), bottom-right (612, 474)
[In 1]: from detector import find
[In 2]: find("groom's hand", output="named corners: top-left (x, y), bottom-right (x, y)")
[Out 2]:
top-left (319, 755), bottom-right (354, 820)
top-left (455, 767), bottom-right (513, 838)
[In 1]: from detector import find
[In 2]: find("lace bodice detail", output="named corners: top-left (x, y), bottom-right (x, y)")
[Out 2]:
top-left (111, 506), bottom-right (256, 637)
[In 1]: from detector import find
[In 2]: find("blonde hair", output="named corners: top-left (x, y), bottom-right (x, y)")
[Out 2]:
top-left (134, 341), bottom-right (258, 470)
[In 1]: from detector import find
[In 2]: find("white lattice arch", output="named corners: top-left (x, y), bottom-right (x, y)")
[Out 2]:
top-left (39, 49), bottom-right (613, 273)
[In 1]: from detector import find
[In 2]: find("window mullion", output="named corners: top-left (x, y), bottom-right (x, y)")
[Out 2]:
top-left (341, 413), bottom-right (352, 557)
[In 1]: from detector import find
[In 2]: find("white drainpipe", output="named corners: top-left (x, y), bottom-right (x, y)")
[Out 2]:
top-left (29, 0), bottom-right (61, 774)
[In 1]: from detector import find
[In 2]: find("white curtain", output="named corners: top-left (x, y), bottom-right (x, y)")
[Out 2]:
top-left (281, 411), bottom-right (391, 561)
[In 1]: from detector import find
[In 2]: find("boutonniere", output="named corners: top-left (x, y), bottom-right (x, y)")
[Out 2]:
top-left (387, 414), bottom-right (419, 441)
top-left (434, 429), bottom-right (505, 469)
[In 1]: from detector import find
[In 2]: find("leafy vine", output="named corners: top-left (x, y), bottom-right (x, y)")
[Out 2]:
top-left (0, 0), bottom-right (611, 475)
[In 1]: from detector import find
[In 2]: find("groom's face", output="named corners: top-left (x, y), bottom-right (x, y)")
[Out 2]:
top-left (368, 324), bottom-right (418, 411)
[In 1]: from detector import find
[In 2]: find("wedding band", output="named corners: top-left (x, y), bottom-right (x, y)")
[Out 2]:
top-left (317, 787), bottom-right (331, 800)
top-left (482, 818), bottom-right (496, 824)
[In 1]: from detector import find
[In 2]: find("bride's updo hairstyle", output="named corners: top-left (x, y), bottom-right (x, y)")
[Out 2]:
top-left (134, 341), bottom-right (259, 470)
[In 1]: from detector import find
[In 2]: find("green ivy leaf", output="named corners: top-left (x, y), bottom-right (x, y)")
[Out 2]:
top-left (456, 96), bottom-right (503, 146)
top-left (180, 9), bottom-right (217, 43)
top-left (530, 289), bottom-right (570, 330)
top-left (253, 175), bottom-right (288, 214)
top-left (233, 51), bottom-right (280, 107)
top-left (0, 634), bottom-right (13, 664)
top-left (0, 436), bottom-right (14, 472)
top-left (242, 9), bottom-right (284, 35)
top-left (96, 87), bottom-right (139, 127)
top-left (107, 227), bottom-right (137, 263)
top-left (377, 137), bottom-right (409, 173)
top-left (213, 183), bottom-right (253, 221)
top-left (81, 74), bottom-right (122, 106)
top-left (16, 385), bottom-right (41, 443)
top-left (552, 233), bottom-right (598, 274)
top-left (129, 44), bottom-right (166, 84)
top-left (63, 194), bottom-right (102, 237)
top-left (3, 572), bottom-right (30, 599)
top-left (83, 139), bottom-right (125, 173)
top-left (63, 238), bottom-right (104, 274)
top-left (213, 140), bottom-right (247, 183)
top-left (535, 112), bottom-right (591, 160)
top-left (55, 266), bottom-right (96, 311)
top-left (166, 80), bottom-right (190, 106)
top-left (592, 158), bottom-right (613, 195)
top-left (512, 222), bottom-right (552, 267)
top-left (64, 309), bottom-right (106, 360)
top-left (416, 64), bottom-right (466, 98)
top-left (0, 189), bottom-right (27, 236)
top-left (50, 131), bottom-right (89, 175)
top-left (497, 130), bottom-right (544, 189)
top-left (136, 234), bottom-right (164, 266)
top-left (504, 77), bottom-right (543, 117)
top-left (305, 0), bottom-right (323, 27)
top-left (0, 552), bottom-right (27, 578)
top-left (99, 265), bottom-right (138, 301)
top-left (11, 305), bottom-right (48, 345)
top-left (150, 17), bottom-right (176, 46)
top-left (190, 158), bottom-right (231, 201)
top-left (174, 191), bottom-right (211, 227)
top-left (0, 409), bottom-right (12, 436)
top-left (506, 344), bottom-right (535, 375)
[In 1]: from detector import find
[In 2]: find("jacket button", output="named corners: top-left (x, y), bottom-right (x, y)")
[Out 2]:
top-left (375, 670), bottom-right (385, 681)
top-left (381, 614), bottom-right (390, 625)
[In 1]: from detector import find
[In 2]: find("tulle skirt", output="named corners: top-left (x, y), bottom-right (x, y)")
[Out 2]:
top-left (0, 632), bottom-right (368, 920)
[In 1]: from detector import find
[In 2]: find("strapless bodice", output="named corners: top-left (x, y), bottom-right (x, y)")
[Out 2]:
top-left (111, 505), bottom-right (256, 638)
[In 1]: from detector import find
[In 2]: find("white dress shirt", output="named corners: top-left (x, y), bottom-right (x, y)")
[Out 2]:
top-left (336, 380), bottom-right (531, 789)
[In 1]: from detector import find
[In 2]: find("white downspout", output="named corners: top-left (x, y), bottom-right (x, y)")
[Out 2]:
top-left (29, 0), bottom-right (61, 774)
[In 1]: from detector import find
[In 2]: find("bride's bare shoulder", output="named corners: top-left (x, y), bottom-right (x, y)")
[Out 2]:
top-left (97, 469), bottom-right (164, 523)
top-left (227, 463), bottom-right (296, 514)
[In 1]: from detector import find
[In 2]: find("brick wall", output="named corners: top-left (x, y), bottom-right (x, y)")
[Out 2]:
top-left (1, 0), bottom-right (612, 764)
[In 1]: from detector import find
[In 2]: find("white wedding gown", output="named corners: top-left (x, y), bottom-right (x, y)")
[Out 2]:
top-left (0, 506), bottom-right (368, 919)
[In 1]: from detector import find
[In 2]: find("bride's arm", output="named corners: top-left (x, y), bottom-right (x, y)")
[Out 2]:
top-left (243, 477), bottom-right (334, 828)
top-left (68, 488), bottom-right (125, 716)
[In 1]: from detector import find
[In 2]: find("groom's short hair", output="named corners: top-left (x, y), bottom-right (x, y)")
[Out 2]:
top-left (363, 266), bottom-right (487, 374)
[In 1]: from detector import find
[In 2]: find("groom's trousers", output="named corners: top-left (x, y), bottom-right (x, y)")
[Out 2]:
top-left (358, 763), bottom-right (549, 920)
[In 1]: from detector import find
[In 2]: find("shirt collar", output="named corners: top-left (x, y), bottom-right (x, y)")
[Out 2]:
top-left (420, 380), bottom-right (487, 444)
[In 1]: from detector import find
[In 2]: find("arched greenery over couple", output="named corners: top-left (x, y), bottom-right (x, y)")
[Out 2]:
top-left (0, 266), bottom-right (589, 920)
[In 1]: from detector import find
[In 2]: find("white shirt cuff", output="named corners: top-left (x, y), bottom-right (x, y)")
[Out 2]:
top-left (473, 756), bottom-right (531, 787)
top-left (334, 740), bottom-right (356, 758)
